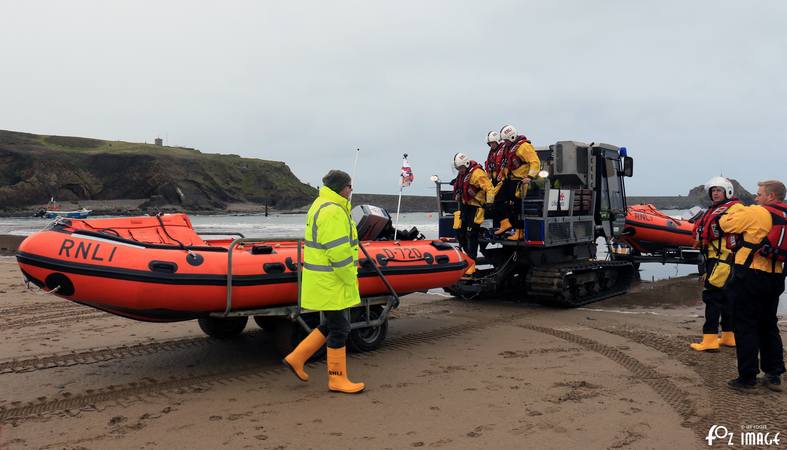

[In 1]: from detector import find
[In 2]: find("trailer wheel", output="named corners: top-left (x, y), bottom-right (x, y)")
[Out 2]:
top-left (198, 316), bottom-right (248, 339)
top-left (348, 306), bottom-right (388, 352)
top-left (272, 318), bottom-right (325, 359)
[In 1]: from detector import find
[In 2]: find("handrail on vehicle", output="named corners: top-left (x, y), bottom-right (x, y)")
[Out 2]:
top-left (222, 237), bottom-right (304, 317)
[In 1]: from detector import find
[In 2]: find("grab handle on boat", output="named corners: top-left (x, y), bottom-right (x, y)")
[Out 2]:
top-left (149, 261), bottom-right (178, 274)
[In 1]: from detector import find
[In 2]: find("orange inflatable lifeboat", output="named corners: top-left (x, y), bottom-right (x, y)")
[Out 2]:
top-left (621, 204), bottom-right (696, 253)
top-left (16, 214), bottom-right (468, 322)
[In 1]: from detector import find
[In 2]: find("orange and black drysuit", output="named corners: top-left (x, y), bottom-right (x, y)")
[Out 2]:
top-left (719, 203), bottom-right (786, 383)
top-left (692, 197), bottom-right (743, 335)
top-left (452, 161), bottom-right (494, 262)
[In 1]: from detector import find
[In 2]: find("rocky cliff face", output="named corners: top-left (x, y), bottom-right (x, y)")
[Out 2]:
top-left (0, 130), bottom-right (316, 211)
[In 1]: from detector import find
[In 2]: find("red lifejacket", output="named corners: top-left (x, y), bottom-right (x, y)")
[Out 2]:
top-left (738, 202), bottom-right (787, 268)
top-left (453, 161), bottom-right (483, 203)
top-left (504, 135), bottom-right (531, 172)
top-left (485, 145), bottom-right (506, 182)
top-left (693, 197), bottom-right (741, 247)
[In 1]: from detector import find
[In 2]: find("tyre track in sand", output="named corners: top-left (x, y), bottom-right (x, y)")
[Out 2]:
top-left (0, 311), bottom-right (528, 422)
top-left (0, 298), bottom-right (472, 375)
top-left (0, 309), bottom-right (109, 332)
top-left (598, 326), bottom-right (787, 437)
top-left (518, 324), bottom-right (704, 439)
top-left (0, 335), bottom-right (214, 374)
top-left (0, 301), bottom-right (82, 317)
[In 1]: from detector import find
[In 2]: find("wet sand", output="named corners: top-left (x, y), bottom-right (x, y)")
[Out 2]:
top-left (0, 257), bottom-right (785, 449)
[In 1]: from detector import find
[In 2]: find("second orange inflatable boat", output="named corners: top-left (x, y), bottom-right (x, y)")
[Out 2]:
top-left (621, 204), bottom-right (696, 253)
top-left (16, 214), bottom-right (469, 322)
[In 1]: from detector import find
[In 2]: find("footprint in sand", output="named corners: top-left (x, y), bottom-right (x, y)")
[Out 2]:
top-left (108, 415), bottom-right (127, 426)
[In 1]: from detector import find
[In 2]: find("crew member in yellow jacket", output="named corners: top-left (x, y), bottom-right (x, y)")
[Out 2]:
top-left (689, 177), bottom-right (743, 352)
top-left (497, 125), bottom-right (540, 241)
top-left (283, 170), bottom-right (364, 394)
top-left (719, 180), bottom-right (786, 392)
top-left (452, 152), bottom-right (494, 277)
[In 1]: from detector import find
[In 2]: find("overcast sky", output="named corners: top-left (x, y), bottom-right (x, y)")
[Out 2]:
top-left (1, 1), bottom-right (785, 197)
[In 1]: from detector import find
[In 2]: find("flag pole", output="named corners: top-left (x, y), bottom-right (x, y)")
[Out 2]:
top-left (393, 153), bottom-right (407, 240)
top-left (350, 148), bottom-right (360, 203)
top-left (394, 184), bottom-right (403, 240)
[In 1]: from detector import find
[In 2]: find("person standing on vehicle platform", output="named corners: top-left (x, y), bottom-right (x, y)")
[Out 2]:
top-left (483, 130), bottom-right (508, 233)
top-left (689, 177), bottom-right (743, 352)
top-left (720, 179), bottom-right (786, 392)
top-left (283, 169), bottom-right (365, 394)
top-left (452, 152), bottom-right (494, 278)
top-left (497, 124), bottom-right (540, 241)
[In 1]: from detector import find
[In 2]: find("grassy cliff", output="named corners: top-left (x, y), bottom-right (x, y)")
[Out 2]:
top-left (0, 130), bottom-right (316, 212)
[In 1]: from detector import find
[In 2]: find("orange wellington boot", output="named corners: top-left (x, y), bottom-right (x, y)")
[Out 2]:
top-left (327, 347), bottom-right (365, 394)
top-left (506, 229), bottom-right (524, 241)
top-left (461, 261), bottom-right (477, 280)
top-left (495, 218), bottom-right (513, 236)
top-left (718, 331), bottom-right (736, 347)
top-left (689, 334), bottom-right (720, 352)
top-left (283, 328), bottom-right (326, 381)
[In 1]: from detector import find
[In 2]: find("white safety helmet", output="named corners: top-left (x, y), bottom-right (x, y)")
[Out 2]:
top-left (486, 131), bottom-right (502, 145)
top-left (453, 152), bottom-right (471, 169)
top-left (704, 176), bottom-right (734, 200)
top-left (500, 124), bottom-right (517, 142)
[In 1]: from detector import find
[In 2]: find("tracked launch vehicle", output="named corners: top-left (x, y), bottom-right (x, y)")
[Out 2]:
top-left (435, 141), bottom-right (637, 307)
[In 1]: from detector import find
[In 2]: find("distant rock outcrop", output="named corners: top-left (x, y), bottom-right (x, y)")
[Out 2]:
top-left (627, 179), bottom-right (756, 210)
top-left (686, 179), bottom-right (756, 206)
top-left (0, 130), bottom-right (316, 213)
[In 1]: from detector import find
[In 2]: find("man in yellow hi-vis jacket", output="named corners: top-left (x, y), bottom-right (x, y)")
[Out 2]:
top-left (719, 180), bottom-right (786, 392)
top-left (283, 169), bottom-right (364, 394)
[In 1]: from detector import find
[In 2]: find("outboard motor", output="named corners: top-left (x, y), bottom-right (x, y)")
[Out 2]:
top-left (352, 205), bottom-right (393, 240)
top-left (352, 204), bottom-right (424, 241)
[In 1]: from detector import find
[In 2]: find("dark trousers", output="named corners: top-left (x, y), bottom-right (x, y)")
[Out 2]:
top-left (457, 203), bottom-right (480, 260)
top-left (728, 267), bottom-right (786, 381)
top-left (493, 179), bottom-right (516, 227)
top-left (701, 287), bottom-right (733, 334)
top-left (318, 309), bottom-right (351, 349)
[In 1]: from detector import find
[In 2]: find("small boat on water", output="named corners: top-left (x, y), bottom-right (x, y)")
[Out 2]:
top-left (40, 208), bottom-right (92, 219)
top-left (620, 203), bottom-right (696, 254)
top-left (15, 213), bottom-right (469, 322)
top-left (34, 198), bottom-right (92, 219)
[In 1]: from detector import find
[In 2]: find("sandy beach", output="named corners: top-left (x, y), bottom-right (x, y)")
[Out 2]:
top-left (0, 256), bottom-right (785, 449)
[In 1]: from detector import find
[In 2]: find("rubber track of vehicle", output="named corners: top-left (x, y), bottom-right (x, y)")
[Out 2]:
top-left (0, 309), bottom-right (108, 332)
top-left (0, 313), bottom-right (525, 422)
top-left (598, 326), bottom-right (787, 438)
top-left (0, 336), bottom-right (212, 374)
top-left (518, 324), bottom-right (699, 427)
top-left (526, 260), bottom-right (634, 307)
